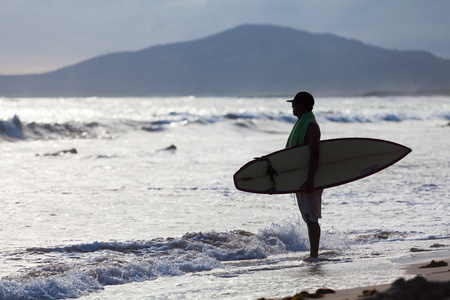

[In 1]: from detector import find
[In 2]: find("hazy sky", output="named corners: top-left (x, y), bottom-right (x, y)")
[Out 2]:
top-left (1, 0), bottom-right (449, 75)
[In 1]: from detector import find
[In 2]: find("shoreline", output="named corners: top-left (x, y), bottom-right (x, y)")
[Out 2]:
top-left (260, 252), bottom-right (450, 300)
top-left (325, 257), bottom-right (450, 300)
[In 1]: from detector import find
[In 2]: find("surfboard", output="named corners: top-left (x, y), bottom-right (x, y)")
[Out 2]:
top-left (233, 138), bottom-right (411, 194)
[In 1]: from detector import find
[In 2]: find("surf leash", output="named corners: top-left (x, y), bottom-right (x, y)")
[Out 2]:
top-left (255, 156), bottom-right (278, 193)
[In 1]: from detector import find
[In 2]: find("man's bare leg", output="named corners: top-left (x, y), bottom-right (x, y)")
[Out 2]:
top-left (307, 222), bottom-right (320, 258)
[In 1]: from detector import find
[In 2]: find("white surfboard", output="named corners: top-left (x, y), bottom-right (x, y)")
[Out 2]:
top-left (233, 138), bottom-right (411, 194)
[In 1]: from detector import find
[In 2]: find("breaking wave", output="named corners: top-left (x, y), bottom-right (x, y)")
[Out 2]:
top-left (1, 103), bottom-right (448, 142)
top-left (0, 217), bottom-right (347, 299)
top-left (0, 115), bottom-right (112, 141)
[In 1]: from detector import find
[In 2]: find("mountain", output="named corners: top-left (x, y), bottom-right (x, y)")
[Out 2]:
top-left (1, 24), bottom-right (450, 97)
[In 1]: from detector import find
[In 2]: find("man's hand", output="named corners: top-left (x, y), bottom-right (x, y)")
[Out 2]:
top-left (301, 179), bottom-right (314, 192)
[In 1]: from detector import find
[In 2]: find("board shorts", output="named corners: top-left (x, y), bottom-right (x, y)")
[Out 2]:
top-left (296, 189), bottom-right (323, 223)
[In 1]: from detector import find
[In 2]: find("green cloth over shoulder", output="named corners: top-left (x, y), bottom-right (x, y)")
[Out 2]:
top-left (286, 112), bottom-right (316, 148)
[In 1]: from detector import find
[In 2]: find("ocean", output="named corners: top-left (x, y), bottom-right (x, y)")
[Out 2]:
top-left (0, 96), bottom-right (449, 299)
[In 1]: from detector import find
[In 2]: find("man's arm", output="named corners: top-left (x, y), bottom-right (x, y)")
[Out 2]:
top-left (302, 121), bottom-right (321, 191)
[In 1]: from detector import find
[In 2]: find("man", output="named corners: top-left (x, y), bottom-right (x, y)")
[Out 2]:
top-left (286, 91), bottom-right (322, 261)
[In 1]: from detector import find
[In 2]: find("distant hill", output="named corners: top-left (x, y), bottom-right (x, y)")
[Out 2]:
top-left (1, 24), bottom-right (450, 97)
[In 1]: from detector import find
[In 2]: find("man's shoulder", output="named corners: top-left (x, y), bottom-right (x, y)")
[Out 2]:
top-left (307, 120), bottom-right (320, 130)
top-left (306, 120), bottom-right (321, 140)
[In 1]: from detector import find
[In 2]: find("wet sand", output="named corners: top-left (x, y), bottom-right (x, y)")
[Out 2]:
top-left (259, 256), bottom-right (450, 300)
top-left (321, 257), bottom-right (450, 300)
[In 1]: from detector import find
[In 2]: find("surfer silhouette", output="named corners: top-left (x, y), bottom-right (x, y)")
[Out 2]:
top-left (286, 91), bottom-right (322, 261)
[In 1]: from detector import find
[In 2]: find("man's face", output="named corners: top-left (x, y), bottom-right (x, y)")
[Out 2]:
top-left (292, 102), bottom-right (305, 117)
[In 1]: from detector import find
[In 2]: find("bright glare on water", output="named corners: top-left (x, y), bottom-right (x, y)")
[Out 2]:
top-left (0, 96), bottom-right (448, 299)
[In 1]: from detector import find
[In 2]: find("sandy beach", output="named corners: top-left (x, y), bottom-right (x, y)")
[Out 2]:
top-left (259, 254), bottom-right (450, 300)
top-left (326, 257), bottom-right (450, 300)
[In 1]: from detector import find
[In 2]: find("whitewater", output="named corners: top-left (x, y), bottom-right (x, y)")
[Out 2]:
top-left (0, 96), bottom-right (449, 299)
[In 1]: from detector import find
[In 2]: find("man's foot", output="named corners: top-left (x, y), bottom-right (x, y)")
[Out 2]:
top-left (302, 256), bottom-right (319, 263)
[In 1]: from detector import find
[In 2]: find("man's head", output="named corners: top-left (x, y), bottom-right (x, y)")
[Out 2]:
top-left (287, 91), bottom-right (315, 112)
